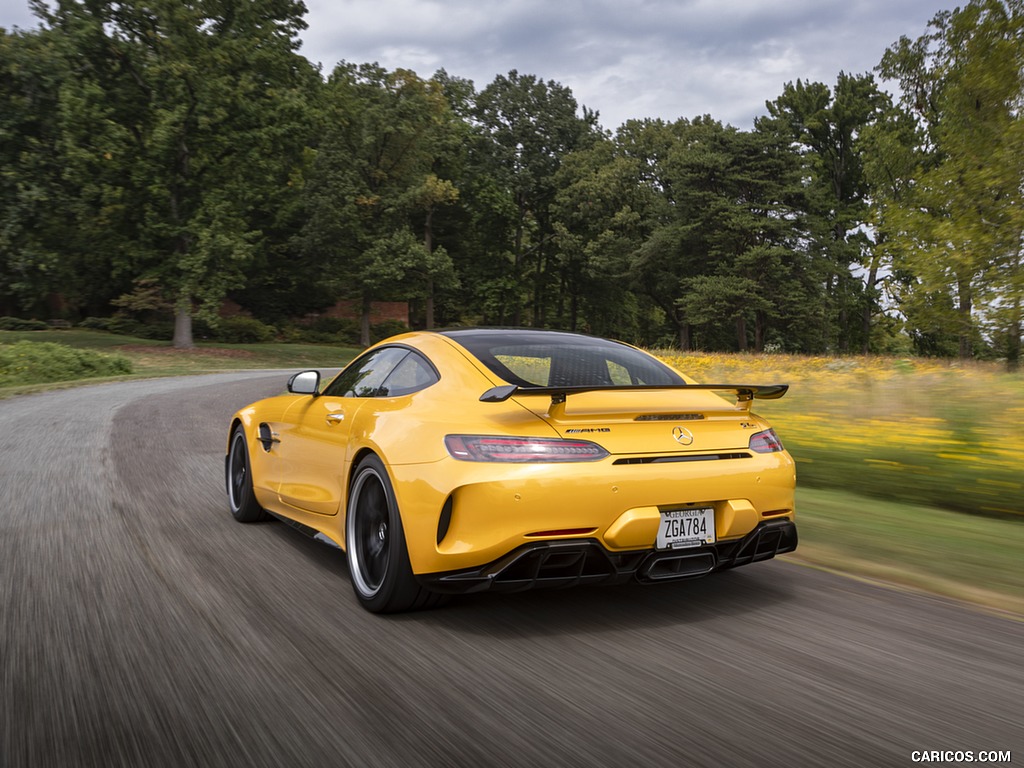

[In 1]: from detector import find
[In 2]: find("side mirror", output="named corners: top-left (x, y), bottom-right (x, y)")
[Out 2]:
top-left (287, 370), bottom-right (320, 396)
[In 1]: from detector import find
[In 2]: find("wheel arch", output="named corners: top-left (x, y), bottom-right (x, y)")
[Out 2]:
top-left (348, 446), bottom-right (381, 483)
top-left (342, 447), bottom-right (382, 545)
top-left (225, 416), bottom-right (269, 523)
top-left (227, 417), bottom-right (245, 454)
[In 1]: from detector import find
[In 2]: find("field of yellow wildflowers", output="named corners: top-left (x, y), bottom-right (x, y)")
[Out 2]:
top-left (655, 351), bottom-right (1024, 520)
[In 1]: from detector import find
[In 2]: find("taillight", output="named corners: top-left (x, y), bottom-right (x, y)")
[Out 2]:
top-left (445, 435), bottom-right (608, 462)
top-left (749, 428), bottom-right (784, 453)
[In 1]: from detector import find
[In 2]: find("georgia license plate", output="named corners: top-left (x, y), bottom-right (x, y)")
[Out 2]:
top-left (656, 507), bottom-right (716, 549)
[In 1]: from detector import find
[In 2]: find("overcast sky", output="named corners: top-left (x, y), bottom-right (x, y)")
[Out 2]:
top-left (1, 0), bottom-right (960, 130)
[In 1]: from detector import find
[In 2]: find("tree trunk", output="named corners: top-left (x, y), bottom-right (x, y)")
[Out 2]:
top-left (173, 306), bottom-right (194, 349)
top-left (678, 321), bottom-right (691, 351)
top-left (534, 244), bottom-right (545, 327)
top-left (862, 263), bottom-right (879, 354)
top-left (823, 273), bottom-right (835, 352)
top-left (1006, 299), bottom-right (1021, 372)
top-left (424, 210), bottom-right (435, 329)
top-left (555, 269), bottom-right (567, 330)
top-left (569, 286), bottom-right (578, 333)
top-left (735, 316), bottom-right (748, 351)
top-left (425, 278), bottom-right (435, 330)
top-left (957, 276), bottom-right (973, 359)
top-left (360, 294), bottom-right (372, 347)
top-left (512, 195), bottom-right (526, 326)
top-left (170, 146), bottom-right (194, 351)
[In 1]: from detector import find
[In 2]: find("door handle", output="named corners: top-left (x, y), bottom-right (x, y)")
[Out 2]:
top-left (325, 413), bottom-right (345, 425)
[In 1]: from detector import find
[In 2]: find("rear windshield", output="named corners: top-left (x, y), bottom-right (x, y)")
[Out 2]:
top-left (444, 330), bottom-right (684, 388)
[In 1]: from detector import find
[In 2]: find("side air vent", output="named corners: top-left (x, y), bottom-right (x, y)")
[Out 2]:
top-left (613, 452), bottom-right (750, 465)
top-left (257, 423), bottom-right (277, 452)
top-left (635, 414), bottom-right (705, 422)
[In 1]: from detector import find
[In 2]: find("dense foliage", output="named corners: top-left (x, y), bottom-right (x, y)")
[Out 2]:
top-left (1, 0), bottom-right (1021, 363)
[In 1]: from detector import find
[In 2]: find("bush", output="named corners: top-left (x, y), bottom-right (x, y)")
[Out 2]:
top-left (78, 317), bottom-right (112, 330)
top-left (370, 320), bottom-right (410, 343)
top-left (211, 316), bottom-right (276, 344)
top-left (78, 316), bottom-right (175, 341)
top-left (0, 341), bottom-right (133, 386)
top-left (298, 330), bottom-right (350, 344)
top-left (104, 316), bottom-right (145, 336)
top-left (308, 316), bottom-right (358, 336)
top-left (0, 317), bottom-right (49, 331)
top-left (278, 316), bottom-right (361, 345)
top-left (132, 320), bottom-right (175, 340)
top-left (191, 317), bottom-right (215, 339)
top-left (79, 314), bottom-right (277, 343)
top-left (275, 325), bottom-right (304, 344)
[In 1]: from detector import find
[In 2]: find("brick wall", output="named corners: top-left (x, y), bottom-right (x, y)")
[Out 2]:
top-left (219, 299), bottom-right (409, 326)
top-left (323, 300), bottom-right (409, 325)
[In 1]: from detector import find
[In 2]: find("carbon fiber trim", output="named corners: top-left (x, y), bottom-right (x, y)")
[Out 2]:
top-left (416, 520), bottom-right (797, 594)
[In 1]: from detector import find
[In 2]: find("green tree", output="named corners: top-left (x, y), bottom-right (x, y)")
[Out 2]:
top-left (39, 0), bottom-right (314, 347)
top-left (759, 73), bottom-right (890, 352)
top-left (299, 64), bottom-right (458, 345)
top-left (599, 118), bottom-right (689, 346)
top-left (0, 27), bottom-right (82, 317)
top-left (625, 117), bottom-right (807, 351)
top-left (471, 70), bottom-right (599, 326)
top-left (877, 0), bottom-right (1024, 365)
top-left (406, 174), bottom-right (460, 328)
top-left (551, 133), bottom-right (653, 337)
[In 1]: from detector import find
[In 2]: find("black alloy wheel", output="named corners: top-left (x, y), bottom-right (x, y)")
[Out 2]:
top-left (226, 426), bottom-right (268, 522)
top-left (345, 455), bottom-right (443, 613)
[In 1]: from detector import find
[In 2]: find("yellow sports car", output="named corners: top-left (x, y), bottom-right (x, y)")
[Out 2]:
top-left (226, 329), bottom-right (797, 612)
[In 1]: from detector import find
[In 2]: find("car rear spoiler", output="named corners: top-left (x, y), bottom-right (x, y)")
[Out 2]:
top-left (479, 383), bottom-right (788, 412)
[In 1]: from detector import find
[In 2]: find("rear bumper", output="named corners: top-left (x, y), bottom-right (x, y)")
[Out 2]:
top-left (416, 519), bottom-right (797, 594)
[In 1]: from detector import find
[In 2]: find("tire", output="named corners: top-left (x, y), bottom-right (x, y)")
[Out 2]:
top-left (345, 455), bottom-right (443, 613)
top-left (226, 426), bottom-right (268, 522)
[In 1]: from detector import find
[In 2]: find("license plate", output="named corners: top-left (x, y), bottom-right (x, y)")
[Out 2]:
top-left (656, 507), bottom-right (715, 549)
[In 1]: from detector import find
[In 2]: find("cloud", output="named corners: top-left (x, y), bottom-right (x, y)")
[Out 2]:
top-left (1, 0), bottom-right (958, 130)
top-left (299, 0), bottom-right (957, 129)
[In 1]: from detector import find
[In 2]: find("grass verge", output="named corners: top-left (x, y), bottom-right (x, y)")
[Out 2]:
top-left (789, 486), bottom-right (1024, 617)
top-left (0, 340), bottom-right (133, 387)
top-left (0, 329), bottom-right (359, 397)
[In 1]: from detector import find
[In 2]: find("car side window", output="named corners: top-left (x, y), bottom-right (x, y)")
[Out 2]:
top-left (377, 351), bottom-right (439, 397)
top-left (322, 347), bottom-right (410, 398)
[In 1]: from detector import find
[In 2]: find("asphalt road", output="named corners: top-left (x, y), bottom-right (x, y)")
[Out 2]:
top-left (1, 372), bottom-right (1021, 768)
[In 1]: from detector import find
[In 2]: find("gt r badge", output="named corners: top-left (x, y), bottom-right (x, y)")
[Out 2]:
top-left (672, 426), bottom-right (694, 445)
